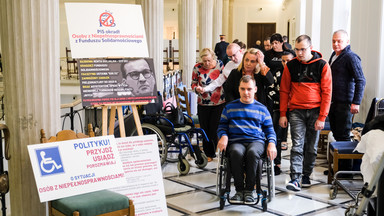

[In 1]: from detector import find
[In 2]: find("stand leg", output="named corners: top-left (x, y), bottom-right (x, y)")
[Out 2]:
top-left (131, 105), bottom-right (143, 136)
top-left (108, 106), bottom-right (116, 135)
top-left (102, 106), bottom-right (108, 136)
top-left (117, 106), bottom-right (125, 137)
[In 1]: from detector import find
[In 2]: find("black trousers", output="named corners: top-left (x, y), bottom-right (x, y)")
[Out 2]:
top-left (198, 104), bottom-right (225, 157)
top-left (228, 141), bottom-right (265, 191)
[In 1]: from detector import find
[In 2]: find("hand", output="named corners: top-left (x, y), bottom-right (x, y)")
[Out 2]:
top-left (195, 86), bottom-right (204, 94)
top-left (314, 120), bottom-right (325, 131)
top-left (351, 104), bottom-right (360, 114)
top-left (217, 136), bottom-right (228, 152)
top-left (267, 142), bottom-right (277, 160)
top-left (256, 50), bottom-right (265, 64)
top-left (279, 116), bottom-right (288, 128)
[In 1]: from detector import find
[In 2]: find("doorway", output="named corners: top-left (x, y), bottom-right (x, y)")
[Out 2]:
top-left (247, 23), bottom-right (276, 49)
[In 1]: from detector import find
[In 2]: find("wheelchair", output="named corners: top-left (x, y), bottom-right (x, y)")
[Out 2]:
top-left (114, 101), bottom-right (210, 175)
top-left (216, 147), bottom-right (275, 211)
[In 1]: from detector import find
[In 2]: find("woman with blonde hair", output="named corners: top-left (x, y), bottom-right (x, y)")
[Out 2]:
top-left (191, 48), bottom-right (226, 161)
top-left (224, 48), bottom-right (273, 105)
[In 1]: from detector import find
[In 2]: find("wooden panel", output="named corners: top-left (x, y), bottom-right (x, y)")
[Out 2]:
top-left (247, 23), bottom-right (276, 48)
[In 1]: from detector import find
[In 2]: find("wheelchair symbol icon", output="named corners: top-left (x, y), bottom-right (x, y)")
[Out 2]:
top-left (39, 151), bottom-right (62, 173)
top-left (36, 147), bottom-right (64, 176)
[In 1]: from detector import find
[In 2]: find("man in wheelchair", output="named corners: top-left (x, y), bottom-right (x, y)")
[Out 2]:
top-left (217, 75), bottom-right (277, 204)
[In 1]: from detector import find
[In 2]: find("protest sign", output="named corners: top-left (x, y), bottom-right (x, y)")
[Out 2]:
top-left (65, 3), bottom-right (148, 58)
top-left (110, 135), bottom-right (168, 216)
top-left (28, 135), bottom-right (126, 202)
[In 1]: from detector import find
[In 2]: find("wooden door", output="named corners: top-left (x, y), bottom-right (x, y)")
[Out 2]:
top-left (247, 23), bottom-right (276, 48)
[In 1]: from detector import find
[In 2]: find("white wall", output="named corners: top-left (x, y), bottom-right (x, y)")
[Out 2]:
top-left (277, 0), bottom-right (301, 45)
top-left (231, 0), bottom-right (281, 44)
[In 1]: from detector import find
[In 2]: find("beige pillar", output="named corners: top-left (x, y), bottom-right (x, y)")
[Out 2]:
top-left (350, 0), bottom-right (384, 123)
top-left (0, 0), bottom-right (61, 215)
top-left (199, 0), bottom-right (214, 50)
top-left (140, 0), bottom-right (164, 92)
top-left (178, 0), bottom-right (197, 86)
top-left (212, 0), bottom-right (223, 48)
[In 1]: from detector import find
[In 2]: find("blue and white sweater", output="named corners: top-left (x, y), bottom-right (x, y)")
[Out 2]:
top-left (217, 99), bottom-right (276, 145)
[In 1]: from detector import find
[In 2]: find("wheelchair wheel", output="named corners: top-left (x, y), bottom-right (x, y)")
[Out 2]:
top-left (329, 186), bottom-right (338, 200)
top-left (130, 123), bottom-right (168, 165)
top-left (262, 198), bottom-right (267, 211)
top-left (219, 196), bottom-right (226, 210)
top-left (196, 152), bottom-right (208, 168)
top-left (216, 153), bottom-right (227, 196)
top-left (177, 158), bottom-right (190, 175)
top-left (166, 139), bottom-right (189, 163)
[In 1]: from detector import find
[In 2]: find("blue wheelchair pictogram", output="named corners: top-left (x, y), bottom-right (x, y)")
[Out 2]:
top-left (35, 147), bottom-right (64, 176)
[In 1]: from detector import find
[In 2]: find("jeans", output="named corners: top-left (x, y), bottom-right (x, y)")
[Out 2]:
top-left (289, 108), bottom-right (320, 180)
top-left (228, 141), bottom-right (265, 191)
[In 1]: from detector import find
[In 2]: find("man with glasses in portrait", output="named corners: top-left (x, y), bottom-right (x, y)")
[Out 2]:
top-left (279, 35), bottom-right (332, 191)
top-left (120, 58), bottom-right (156, 97)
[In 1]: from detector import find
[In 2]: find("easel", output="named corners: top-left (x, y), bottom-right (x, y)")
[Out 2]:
top-left (96, 102), bottom-right (148, 137)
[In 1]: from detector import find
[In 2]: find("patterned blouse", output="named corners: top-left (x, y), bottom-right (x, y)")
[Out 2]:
top-left (191, 60), bottom-right (226, 106)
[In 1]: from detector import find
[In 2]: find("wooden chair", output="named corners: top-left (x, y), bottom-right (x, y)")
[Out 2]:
top-left (174, 85), bottom-right (200, 127)
top-left (65, 47), bottom-right (78, 79)
top-left (41, 124), bottom-right (134, 216)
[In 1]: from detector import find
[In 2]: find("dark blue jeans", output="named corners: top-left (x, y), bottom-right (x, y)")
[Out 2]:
top-left (289, 108), bottom-right (320, 180)
top-left (228, 141), bottom-right (265, 191)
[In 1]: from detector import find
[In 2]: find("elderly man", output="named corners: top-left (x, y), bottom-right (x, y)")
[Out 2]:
top-left (217, 75), bottom-right (277, 204)
top-left (120, 58), bottom-right (156, 97)
top-left (198, 43), bottom-right (244, 93)
top-left (328, 30), bottom-right (366, 176)
top-left (279, 35), bottom-right (332, 191)
top-left (329, 30), bottom-right (366, 141)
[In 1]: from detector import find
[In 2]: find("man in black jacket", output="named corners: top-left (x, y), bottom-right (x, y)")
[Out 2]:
top-left (215, 35), bottom-right (229, 65)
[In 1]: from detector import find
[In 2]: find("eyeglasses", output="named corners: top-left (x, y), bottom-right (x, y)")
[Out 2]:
top-left (127, 70), bottom-right (152, 80)
top-left (228, 49), bottom-right (240, 59)
top-left (294, 46), bottom-right (310, 53)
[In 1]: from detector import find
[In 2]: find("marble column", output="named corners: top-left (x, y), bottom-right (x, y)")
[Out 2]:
top-left (140, 0), bottom-right (164, 93)
top-left (212, 0), bottom-right (223, 48)
top-left (319, 0), bottom-right (351, 60)
top-left (222, 0), bottom-right (229, 40)
top-left (350, 0), bottom-right (384, 123)
top-left (178, 0), bottom-right (197, 87)
top-left (304, 0), bottom-right (321, 50)
top-left (199, 0), bottom-right (214, 50)
top-left (0, 0), bottom-right (60, 215)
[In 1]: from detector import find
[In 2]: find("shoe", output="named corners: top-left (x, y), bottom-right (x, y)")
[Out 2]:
top-left (286, 179), bottom-right (301, 191)
top-left (301, 175), bottom-right (311, 188)
top-left (281, 142), bottom-right (288, 150)
top-left (230, 191), bottom-right (243, 204)
top-left (274, 165), bottom-right (281, 175)
top-left (244, 191), bottom-right (256, 204)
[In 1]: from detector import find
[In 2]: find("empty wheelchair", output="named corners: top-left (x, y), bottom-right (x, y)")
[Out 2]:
top-left (216, 149), bottom-right (275, 211)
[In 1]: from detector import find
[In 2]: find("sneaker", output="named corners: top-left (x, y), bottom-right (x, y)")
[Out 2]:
top-left (230, 191), bottom-right (243, 204)
top-left (244, 191), bottom-right (256, 204)
top-left (274, 165), bottom-right (281, 175)
top-left (301, 175), bottom-right (311, 188)
top-left (286, 179), bottom-right (301, 191)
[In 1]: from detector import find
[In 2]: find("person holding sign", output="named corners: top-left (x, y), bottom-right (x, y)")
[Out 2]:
top-left (121, 59), bottom-right (157, 97)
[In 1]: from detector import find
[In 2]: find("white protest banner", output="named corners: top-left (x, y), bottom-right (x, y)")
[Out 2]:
top-left (110, 135), bottom-right (168, 216)
top-left (28, 135), bottom-right (127, 202)
top-left (65, 3), bottom-right (148, 58)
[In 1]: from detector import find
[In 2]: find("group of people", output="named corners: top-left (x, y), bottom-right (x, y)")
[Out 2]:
top-left (191, 29), bottom-right (366, 203)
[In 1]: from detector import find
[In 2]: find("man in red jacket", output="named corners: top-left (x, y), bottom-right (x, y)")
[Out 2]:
top-left (279, 35), bottom-right (332, 191)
